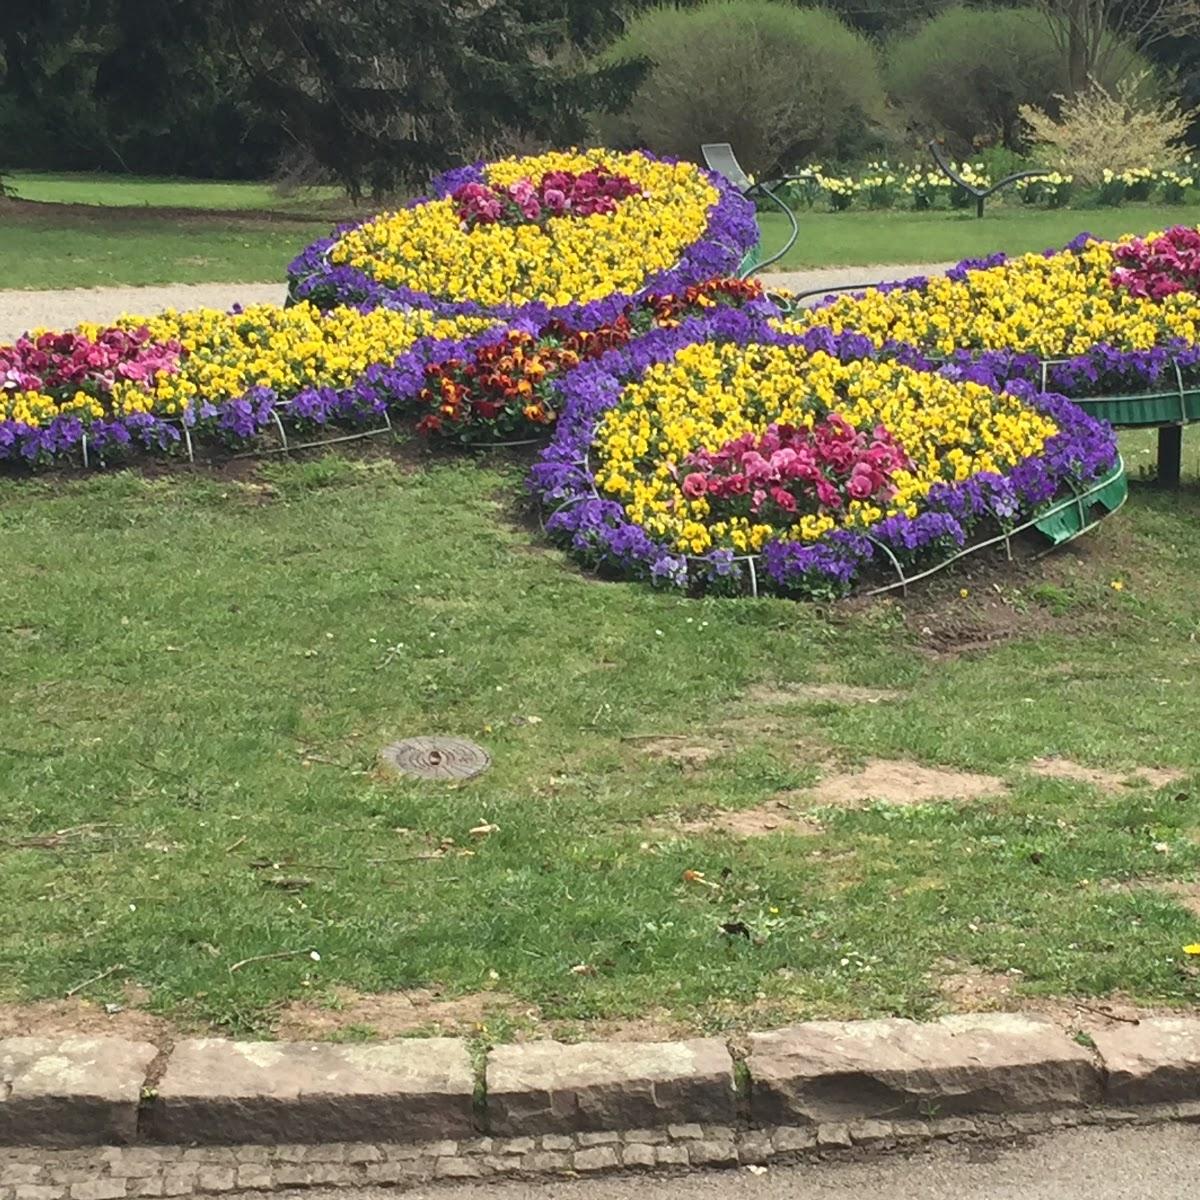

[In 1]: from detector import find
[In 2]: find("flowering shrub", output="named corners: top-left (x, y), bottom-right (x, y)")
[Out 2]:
top-left (1, 303), bottom-right (497, 464)
top-left (288, 149), bottom-right (757, 322)
top-left (529, 311), bottom-right (1118, 596)
top-left (451, 168), bottom-right (642, 228)
top-left (788, 228), bottom-right (1200, 397)
top-left (414, 277), bottom-right (768, 444)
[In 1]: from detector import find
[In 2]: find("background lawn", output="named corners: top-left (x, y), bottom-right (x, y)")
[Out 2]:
top-left (5, 172), bottom-right (1200, 290)
top-left (7, 172), bottom-right (345, 213)
top-left (0, 208), bottom-right (333, 290)
top-left (2, 437), bottom-right (1199, 1039)
top-left (759, 204), bottom-right (1200, 271)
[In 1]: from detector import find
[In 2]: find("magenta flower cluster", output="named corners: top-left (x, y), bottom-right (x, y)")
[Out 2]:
top-left (1, 327), bottom-right (182, 397)
top-left (451, 168), bottom-right (643, 228)
top-left (1110, 225), bottom-right (1200, 300)
top-left (681, 417), bottom-right (909, 517)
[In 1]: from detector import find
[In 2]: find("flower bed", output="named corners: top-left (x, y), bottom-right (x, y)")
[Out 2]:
top-left (783, 159), bottom-right (1195, 212)
top-left (0, 303), bottom-right (499, 465)
top-left (287, 149), bottom-right (758, 323)
top-left (789, 228), bottom-right (1200, 425)
top-left (529, 311), bottom-right (1120, 598)
top-left (415, 277), bottom-right (769, 446)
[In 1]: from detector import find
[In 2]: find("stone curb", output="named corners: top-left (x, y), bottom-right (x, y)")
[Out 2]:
top-left (2, 1015), bottom-right (1198, 1149)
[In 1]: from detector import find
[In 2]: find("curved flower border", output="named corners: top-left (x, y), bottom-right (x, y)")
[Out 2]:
top-left (287, 153), bottom-right (758, 327)
top-left (809, 232), bottom-right (1200, 400)
top-left (0, 322), bottom-right (523, 466)
top-left (527, 309), bottom-right (1119, 597)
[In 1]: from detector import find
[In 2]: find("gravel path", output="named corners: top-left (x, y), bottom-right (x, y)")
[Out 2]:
top-left (0, 263), bottom-right (955, 342)
top-left (0, 282), bottom-right (287, 343)
top-left (766, 262), bottom-right (956, 301)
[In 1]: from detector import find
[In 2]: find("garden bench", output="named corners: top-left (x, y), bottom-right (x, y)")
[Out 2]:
top-left (701, 142), bottom-right (802, 278)
top-left (927, 140), bottom-right (1050, 218)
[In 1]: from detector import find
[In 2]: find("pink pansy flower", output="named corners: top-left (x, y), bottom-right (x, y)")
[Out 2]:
top-left (682, 417), bottom-right (909, 524)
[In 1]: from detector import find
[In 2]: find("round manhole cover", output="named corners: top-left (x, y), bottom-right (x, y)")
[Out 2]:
top-left (380, 736), bottom-right (491, 781)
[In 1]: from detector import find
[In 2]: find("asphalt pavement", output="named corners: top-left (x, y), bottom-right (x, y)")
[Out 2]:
top-left (284, 1124), bottom-right (1199, 1200)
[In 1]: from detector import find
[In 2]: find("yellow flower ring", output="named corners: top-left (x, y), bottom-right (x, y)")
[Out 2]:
top-left (788, 229), bottom-right (1200, 428)
top-left (528, 312), bottom-right (1124, 598)
top-left (0, 303), bottom-right (501, 466)
top-left (287, 149), bottom-right (758, 326)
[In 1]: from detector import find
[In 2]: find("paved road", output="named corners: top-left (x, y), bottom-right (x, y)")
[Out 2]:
top-left (288, 1125), bottom-right (1199, 1200)
top-left (0, 264), bottom-right (955, 343)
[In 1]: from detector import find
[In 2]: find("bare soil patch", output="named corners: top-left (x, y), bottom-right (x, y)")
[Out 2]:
top-left (799, 759), bottom-right (1007, 808)
top-left (937, 964), bottom-right (1019, 1010)
top-left (876, 536), bottom-right (1123, 658)
top-left (747, 683), bottom-right (903, 706)
top-left (664, 799), bottom-right (825, 839)
top-left (1030, 757), bottom-right (1186, 792)
top-left (0, 996), bottom-right (176, 1044)
top-left (934, 962), bottom-right (1187, 1032)
top-left (274, 987), bottom-right (539, 1039)
top-left (636, 737), bottom-right (730, 767)
top-left (1154, 880), bottom-right (1200, 918)
top-left (545, 1012), bottom-right (692, 1044)
top-left (2, 196), bottom-right (352, 228)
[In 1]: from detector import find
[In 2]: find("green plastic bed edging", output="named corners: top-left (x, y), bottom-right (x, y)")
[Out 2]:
top-left (738, 242), bottom-right (763, 277)
top-left (1072, 388), bottom-right (1200, 429)
top-left (1032, 456), bottom-right (1129, 547)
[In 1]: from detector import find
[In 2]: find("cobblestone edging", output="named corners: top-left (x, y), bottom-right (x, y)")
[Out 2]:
top-left (2, 1014), bottom-right (1199, 1150)
top-left (3, 1103), bottom-right (1200, 1198)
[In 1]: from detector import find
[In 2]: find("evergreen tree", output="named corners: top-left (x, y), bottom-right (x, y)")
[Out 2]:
top-left (222, 0), bottom-right (643, 198)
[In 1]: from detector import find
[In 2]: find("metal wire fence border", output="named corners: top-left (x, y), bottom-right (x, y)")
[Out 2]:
top-left (557, 451), bottom-right (1127, 599)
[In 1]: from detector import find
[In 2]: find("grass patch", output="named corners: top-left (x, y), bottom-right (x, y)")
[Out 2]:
top-left (2, 435), bottom-right (1199, 1037)
top-left (761, 203), bottom-right (1200, 270)
top-left (7, 172), bottom-right (1200, 291)
top-left (0, 203), bottom-right (334, 290)
top-left (8, 172), bottom-right (345, 214)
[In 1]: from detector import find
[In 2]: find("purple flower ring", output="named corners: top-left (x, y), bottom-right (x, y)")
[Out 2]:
top-left (794, 228), bottom-right (1200, 429)
top-left (528, 310), bottom-right (1124, 599)
top-left (0, 304), bottom-right (508, 468)
top-left (287, 149), bottom-right (758, 328)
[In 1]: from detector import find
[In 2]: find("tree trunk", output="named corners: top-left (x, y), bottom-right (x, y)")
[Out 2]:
top-left (1066, 0), bottom-right (1091, 95)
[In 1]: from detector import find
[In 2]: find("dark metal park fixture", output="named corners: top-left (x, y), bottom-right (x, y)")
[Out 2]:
top-left (927, 140), bottom-right (1050, 218)
top-left (701, 143), bottom-right (803, 277)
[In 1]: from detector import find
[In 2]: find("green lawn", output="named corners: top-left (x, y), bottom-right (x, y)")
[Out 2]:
top-left (8, 171), bottom-right (344, 213)
top-left (5, 171), bottom-right (1200, 290)
top-left (761, 204), bottom-right (1200, 270)
top-left (0, 207), bottom-right (334, 289)
top-left (2, 437), bottom-right (1199, 1038)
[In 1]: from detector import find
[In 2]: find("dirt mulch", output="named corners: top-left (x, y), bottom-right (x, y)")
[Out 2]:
top-left (1030, 757), bottom-right (1187, 793)
top-left (934, 962), bottom-right (1187, 1034)
top-left (658, 798), bottom-right (825, 840)
top-left (1, 196), bottom-right (354, 228)
top-left (746, 683), bottom-right (903, 706)
top-left (799, 759), bottom-right (1008, 809)
top-left (275, 987), bottom-right (540, 1040)
top-left (0, 995), bottom-right (177, 1045)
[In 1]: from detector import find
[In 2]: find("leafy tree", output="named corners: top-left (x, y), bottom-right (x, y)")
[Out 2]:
top-left (887, 4), bottom-right (1157, 151)
top-left (596, 1), bottom-right (886, 175)
top-left (1033, 0), bottom-right (1200, 94)
top-left (0, 0), bottom-right (281, 177)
